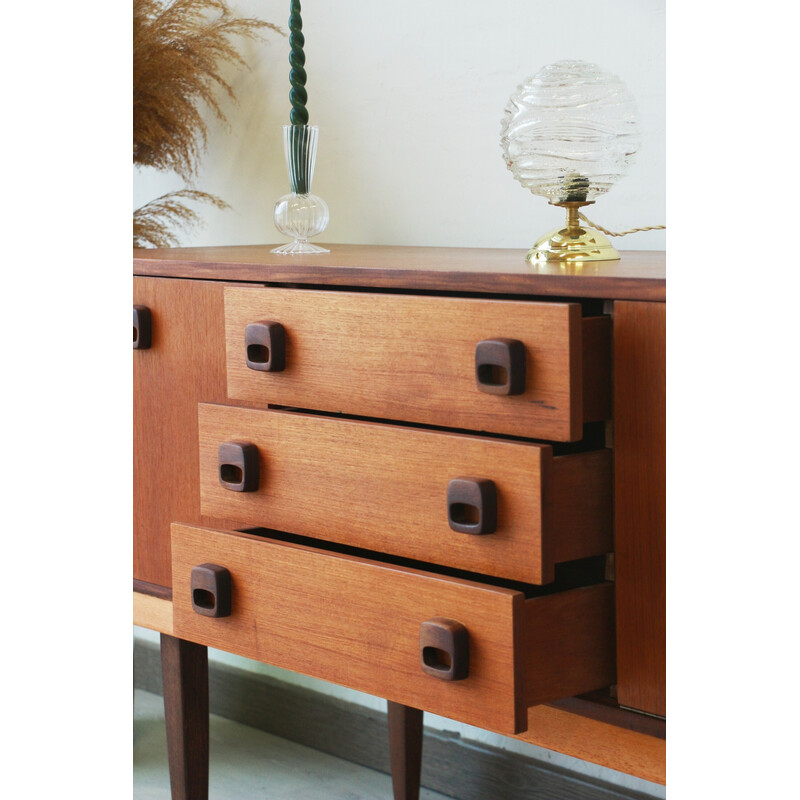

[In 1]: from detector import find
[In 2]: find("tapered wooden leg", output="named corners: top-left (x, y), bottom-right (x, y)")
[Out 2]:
top-left (160, 634), bottom-right (209, 800)
top-left (387, 701), bottom-right (423, 800)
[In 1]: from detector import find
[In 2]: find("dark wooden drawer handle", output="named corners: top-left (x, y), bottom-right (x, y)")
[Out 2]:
top-left (191, 564), bottom-right (232, 617)
top-left (420, 618), bottom-right (469, 681)
top-left (133, 305), bottom-right (152, 350)
top-left (245, 321), bottom-right (286, 372)
top-left (447, 477), bottom-right (497, 535)
top-left (218, 441), bottom-right (259, 492)
top-left (475, 338), bottom-right (526, 395)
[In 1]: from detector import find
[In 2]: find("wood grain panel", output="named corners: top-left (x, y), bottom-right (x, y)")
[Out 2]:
top-left (551, 450), bottom-right (613, 564)
top-left (133, 591), bottom-right (174, 635)
top-left (134, 244), bottom-right (666, 301)
top-left (198, 405), bottom-right (611, 584)
top-left (133, 277), bottom-right (229, 587)
top-left (513, 705), bottom-right (665, 785)
top-left (614, 301), bottom-right (666, 716)
top-left (582, 315), bottom-right (613, 422)
top-left (224, 287), bottom-right (601, 441)
top-left (171, 523), bottom-right (527, 733)
top-left (524, 583), bottom-right (615, 706)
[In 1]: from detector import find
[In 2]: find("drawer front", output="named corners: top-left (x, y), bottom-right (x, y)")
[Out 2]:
top-left (199, 404), bottom-right (612, 584)
top-left (171, 524), bottom-right (615, 734)
top-left (224, 287), bottom-right (609, 442)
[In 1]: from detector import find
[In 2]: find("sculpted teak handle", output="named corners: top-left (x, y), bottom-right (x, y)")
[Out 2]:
top-left (475, 338), bottom-right (526, 395)
top-left (419, 618), bottom-right (469, 681)
top-left (245, 321), bottom-right (286, 372)
top-left (218, 441), bottom-right (260, 492)
top-left (190, 564), bottom-right (232, 618)
top-left (133, 305), bottom-right (152, 350)
top-left (447, 477), bottom-right (497, 535)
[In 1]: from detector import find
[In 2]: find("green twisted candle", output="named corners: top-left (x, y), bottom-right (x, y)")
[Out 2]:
top-left (289, 0), bottom-right (309, 125)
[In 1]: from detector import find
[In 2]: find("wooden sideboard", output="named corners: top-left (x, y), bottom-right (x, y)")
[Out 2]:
top-left (133, 244), bottom-right (666, 798)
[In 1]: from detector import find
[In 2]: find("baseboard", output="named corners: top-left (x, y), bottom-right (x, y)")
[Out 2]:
top-left (134, 637), bottom-right (656, 800)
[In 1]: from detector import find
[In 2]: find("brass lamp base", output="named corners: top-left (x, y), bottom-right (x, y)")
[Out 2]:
top-left (526, 201), bottom-right (619, 264)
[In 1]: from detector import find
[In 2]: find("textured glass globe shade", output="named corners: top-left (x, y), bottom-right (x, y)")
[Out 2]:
top-left (500, 60), bottom-right (639, 203)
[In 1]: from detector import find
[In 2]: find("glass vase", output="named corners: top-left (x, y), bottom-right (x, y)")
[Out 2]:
top-left (272, 125), bottom-right (329, 254)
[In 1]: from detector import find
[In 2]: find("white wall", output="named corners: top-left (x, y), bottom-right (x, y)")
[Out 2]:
top-left (135, 1), bottom-right (665, 796)
top-left (133, 0), bottom-right (665, 253)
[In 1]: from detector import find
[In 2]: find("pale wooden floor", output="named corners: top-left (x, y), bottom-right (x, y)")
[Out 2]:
top-left (133, 689), bottom-right (454, 799)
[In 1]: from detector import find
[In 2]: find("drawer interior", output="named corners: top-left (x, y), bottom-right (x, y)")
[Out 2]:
top-left (240, 526), bottom-right (608, 599)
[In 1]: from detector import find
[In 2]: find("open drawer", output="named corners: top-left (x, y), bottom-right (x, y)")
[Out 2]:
top-left (171, 523), bottom-right (615, 735)
top-left (224, 287), bottom-right (611, 442)
top-left (198, 404), bottom-right (612, 585)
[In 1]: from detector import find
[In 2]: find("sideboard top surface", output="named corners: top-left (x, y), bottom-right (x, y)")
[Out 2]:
top-left (133, 244), bottom-right (665, 301)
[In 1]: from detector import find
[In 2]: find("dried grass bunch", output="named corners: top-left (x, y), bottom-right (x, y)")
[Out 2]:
top-left (133, 0), bottom-right (281, 247)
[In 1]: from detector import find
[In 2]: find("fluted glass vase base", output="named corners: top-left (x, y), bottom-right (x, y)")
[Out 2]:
top-left (271, 240), bottom-right (330, 255)
top-left (272, 125), bottom-right (329, 255)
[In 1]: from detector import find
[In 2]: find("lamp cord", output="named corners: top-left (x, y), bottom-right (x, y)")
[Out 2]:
top-left (578, 213), bottom-right (665, 237)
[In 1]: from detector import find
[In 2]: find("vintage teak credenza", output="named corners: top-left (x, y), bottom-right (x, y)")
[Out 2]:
top-left (133, 244), bottom-right (666, 798)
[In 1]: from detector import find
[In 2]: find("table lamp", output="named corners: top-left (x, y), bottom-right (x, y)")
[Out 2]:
top-left (500, 60), bottom-right (639, 263)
